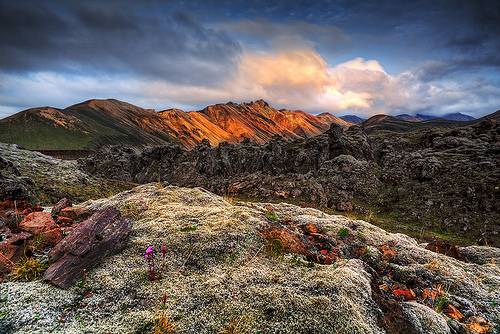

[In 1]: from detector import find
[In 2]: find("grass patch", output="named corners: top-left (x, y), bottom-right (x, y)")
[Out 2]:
top-left (434, 295), bottom-right (449, 313)
top-left (180, 225), bottom-right (198, 232)
top-left (153, 311), bottom-right (176, 334)
top-left (337, 228), bottom-right (350, 239)
top-left (11, 257), bottom-right (47, 281)
top-left (265, 211), bottom-right (278, 222)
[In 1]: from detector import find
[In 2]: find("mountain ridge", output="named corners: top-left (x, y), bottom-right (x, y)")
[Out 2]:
top-left (0, 99), bottom-right (351, 150)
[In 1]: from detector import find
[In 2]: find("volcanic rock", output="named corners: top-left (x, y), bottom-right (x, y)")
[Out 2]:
top-left (43, 207), bottom-right (131, 288)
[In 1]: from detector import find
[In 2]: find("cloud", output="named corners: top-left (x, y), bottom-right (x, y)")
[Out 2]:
top-left (0, 1), bottom-right (498, 118)
top-left (0, 1), bottom-right (241, 85)
top-left (217, 19), bottom-right (350, 54)
top-left (2, 48), bottom-right (499, 119)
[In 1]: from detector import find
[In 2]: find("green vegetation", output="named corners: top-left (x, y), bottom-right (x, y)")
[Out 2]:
top-left (0, 122), bottom-right (92, 150)
top-left (265, 211), bottom-right (278, 222)
top-left (266, 239), bottom-right (284, 258)
top-left (434, 295), bottom-right (449, 313)
top-left (337, 228), bottom-right (350, 239)
top-left (180, 224), bottom-right (198, 232)
top-left (11, 257), bottom-right (47, 281)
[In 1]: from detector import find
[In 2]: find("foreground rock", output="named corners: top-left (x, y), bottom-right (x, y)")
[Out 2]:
top-left (43, 207), bottom-right (131, 288)
top-left (1, 185), bottom-right (497, 333)
top-left (19, 211), bottom-right (62, 247)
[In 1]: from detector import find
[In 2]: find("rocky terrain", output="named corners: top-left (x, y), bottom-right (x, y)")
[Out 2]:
top-left (0, 143), bottom-right (133, 204)
top-left (1, 184), bottom-right (498, 333)
top-left (79, 114), bottom-right (500, 246)
top-left (0, 99), bottom-right (349, 151)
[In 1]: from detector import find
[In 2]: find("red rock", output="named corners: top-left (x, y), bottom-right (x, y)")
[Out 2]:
top-left (0, 231), bottom-right (31, 262)
top-left (51, 198), bottom-right (72, 216)
top-left (41, 228), bottom-right (63, 246)
top-left (303, 223), bottom-right (318, 234)
top-left (59, 207), bottom-right (90, 222)
top-left (19, 212), bottom-right (57, 235)
top-left (393, 288), bottom-right (416, 301)
top-left (56, 216), bottom-right (74, 226)
top-left (32, 204), bottom-right (44, 212)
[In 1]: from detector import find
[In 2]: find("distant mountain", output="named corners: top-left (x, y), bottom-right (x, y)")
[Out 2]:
top-left (361, 111), bottom-right (485, 134)
top-left (439, 112), bottom-right (475, 121)
top-left (395, 112), bottom-right (475, 122)
top-left (339, 115), bottom-right (365, 124)
top-left (0, 99), bottom-right (349, 150)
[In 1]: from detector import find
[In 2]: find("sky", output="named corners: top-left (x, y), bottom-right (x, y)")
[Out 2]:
top-left (0, 0), bottom-right (499, 118)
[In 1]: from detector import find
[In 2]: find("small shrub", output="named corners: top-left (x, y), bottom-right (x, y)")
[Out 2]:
top-left (220, 315), bottom-right (252, 334)
top-left (11, 257), bottom-right (47, 281)
top-left (265, 211), bottom-right (278, 222)
top-left (266, 239), bottom-right (284, 258)
top-left (30, 234), bottom-right (45, 252)
top-left (121, 202), bottom-right (143, 220)
top-left (180, 225), bottom-right (197, 232)
top-left (153, 311), bottom-right (175, 334)
top-left (434, 295), bottom-right (449, 313)
top-left (337, 228), bottom-right (349, 239)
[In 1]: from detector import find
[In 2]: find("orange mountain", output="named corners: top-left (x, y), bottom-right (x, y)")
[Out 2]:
top-left (159, 100), bottom-right (351, 148)
top-left (0, 99), bottom-right (351, 150)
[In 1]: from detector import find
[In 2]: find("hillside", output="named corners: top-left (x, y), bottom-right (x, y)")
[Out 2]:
top-left (0, 99), bottom-right (350, 150)
top-left (340, 115), bottom-right (365, 124)
top-left (395, 113), bottom-right (476, 122)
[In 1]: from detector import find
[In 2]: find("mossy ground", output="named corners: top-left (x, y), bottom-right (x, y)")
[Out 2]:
top-left (1, 185), bottom-right (498, 333)
top-left (228, 195), bottom-right (476, 246)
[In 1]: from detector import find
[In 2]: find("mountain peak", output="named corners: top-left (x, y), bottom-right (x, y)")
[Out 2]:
top-left (245, 99), bottom-right (270, 108)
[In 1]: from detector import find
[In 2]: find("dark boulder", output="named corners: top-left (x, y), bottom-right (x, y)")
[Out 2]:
top-left (43, 207), bottom-right (131, 288)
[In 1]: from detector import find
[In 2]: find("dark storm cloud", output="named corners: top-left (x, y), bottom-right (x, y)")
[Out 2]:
top-left (0, 0), bottom-right (241, 85)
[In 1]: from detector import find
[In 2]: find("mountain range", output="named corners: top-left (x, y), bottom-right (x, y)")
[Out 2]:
top-left (0, 98), bottom-right (485, 151)
top-left (341, 112), bottom-right (476, 124)
top-left (0, 99), bottom-right (349, 150)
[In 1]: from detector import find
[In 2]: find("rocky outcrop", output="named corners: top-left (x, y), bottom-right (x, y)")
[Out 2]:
top-left (43, 207), bottom-right (131, 288)
top-left (0, 143), bottom-right (133, 204)
top-left (80, 118), bottom-right (499, 246)
top-left (0, 154), bottom-right (35, 201)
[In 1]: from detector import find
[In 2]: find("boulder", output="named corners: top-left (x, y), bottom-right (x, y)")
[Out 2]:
top-left (51, 198), bottom-right (72, 217)
top-left (59, 206), bottom-right (91, 222)
top-left (43, 207), bottom-right (131, 288)
top-left (19, 212), bottom-right (62, 247)
top-left (0, 231), bottom-right (31, 262)
top-left (56, 216), bottom-right (74, 226)
top-left (19, 212), bottom-right (57, 235)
